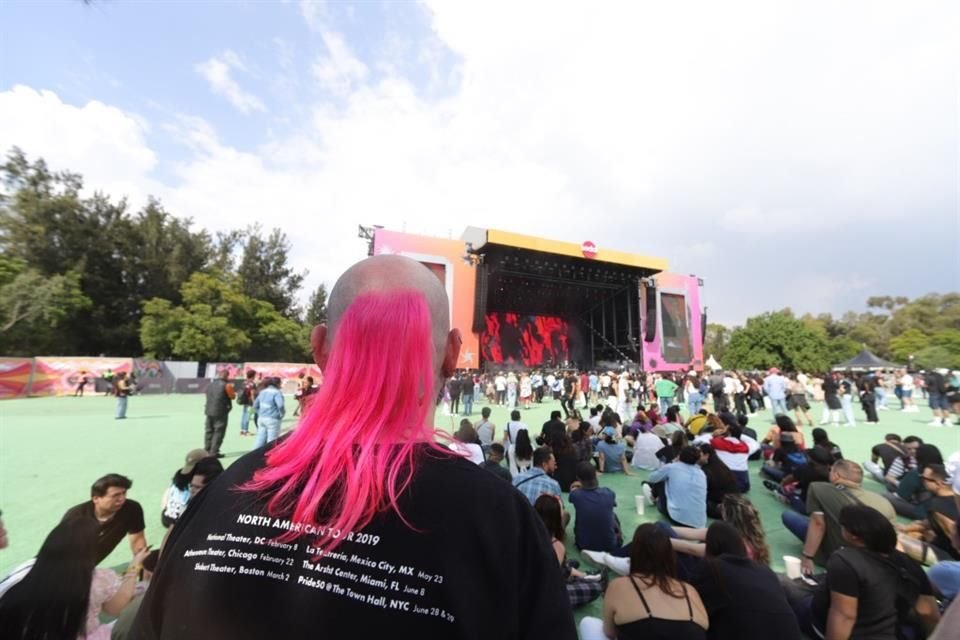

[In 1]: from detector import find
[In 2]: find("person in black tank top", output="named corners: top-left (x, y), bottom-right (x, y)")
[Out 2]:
top-left (578, 523), bottom-right (707, 640)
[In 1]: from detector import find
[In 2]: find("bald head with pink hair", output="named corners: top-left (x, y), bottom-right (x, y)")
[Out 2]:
top-left (246, 255), bottom-right (462, 552)
top-left (311, 254), bottom-right (462, 401)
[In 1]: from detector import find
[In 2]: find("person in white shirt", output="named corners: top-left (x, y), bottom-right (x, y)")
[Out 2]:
top-left (900, 370), bottom-right (918, 412)
top-left (695, 421), bottom-right (759, 492)
top-left (630, 430), bottom-right (664, 471)
top-left (494, 373), bottom-right (507, 405)
top-left (502, 410), bottom-right (532, 476)
top-left (451, 420), bottom-right (484, 464)
top-left (587, 407), bottom-right (603, 434)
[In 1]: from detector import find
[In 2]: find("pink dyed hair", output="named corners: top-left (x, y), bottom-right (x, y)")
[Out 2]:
top-left (244, 289), bottom-right (452, 552)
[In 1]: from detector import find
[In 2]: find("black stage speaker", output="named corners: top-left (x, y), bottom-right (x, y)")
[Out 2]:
top-left (644, 285), bottom-right (658, 342)
top-left (472, 263), bottom-right (489, 334)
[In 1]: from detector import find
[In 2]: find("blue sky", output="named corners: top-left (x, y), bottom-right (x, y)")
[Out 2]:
top-left (0, 0), bottom-right (957, 325)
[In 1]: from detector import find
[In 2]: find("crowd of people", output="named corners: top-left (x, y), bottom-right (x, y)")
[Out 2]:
top-left (443, 366), bottom-right (960, 430)
top-left (1, 253), bottom-right (958, 639)
top-left (452, 390), bottom-right (958, 638)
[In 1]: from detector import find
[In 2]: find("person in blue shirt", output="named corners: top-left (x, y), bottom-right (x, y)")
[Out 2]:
top-left (568, 463), bottom-right (621, 552)
top-left (512, 447), bottom-right (562, 505)
top-left (596, 427), bottom-right (632, 475)
top-left (645, 446), bottom-right (707, 528)
top-left (762, 368), bottom-right (790, 416)
top-left (252, 377), bottom-right (285, 448)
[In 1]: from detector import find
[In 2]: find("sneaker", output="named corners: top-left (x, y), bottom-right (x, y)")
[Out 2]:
top-left (928, 419), bottom-right (944, 426)
top-left (582, 549), bottom-right (607, 566)
top-left (642, 483), bottom-right (654, 506)
top-left (762, 479), bottom-right (781, 493)
top-left (581, 550), bottom-right (627, 574)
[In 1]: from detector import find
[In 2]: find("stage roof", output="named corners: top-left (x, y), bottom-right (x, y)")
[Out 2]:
top-left (462, 227), bottom-right (669, 272)
top-left (461, 227), bottom-right (665, 316)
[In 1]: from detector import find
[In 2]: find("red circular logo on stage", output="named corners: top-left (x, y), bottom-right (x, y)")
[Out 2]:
top-left (581, 240), bottom-right (598, 259)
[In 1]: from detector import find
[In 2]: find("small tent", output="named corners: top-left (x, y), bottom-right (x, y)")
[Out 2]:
top-left (832, 348), bottom-right (900, 371)
top-left (705, 355), bottom-right (722, 371)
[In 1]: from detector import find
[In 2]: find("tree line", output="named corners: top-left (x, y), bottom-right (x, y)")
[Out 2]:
top-left (0, 148), bottom-right (328, 362)
top-left (2, 148), bottom-right (957, 368)
top-left (704, 294), bottom-right (960, 372)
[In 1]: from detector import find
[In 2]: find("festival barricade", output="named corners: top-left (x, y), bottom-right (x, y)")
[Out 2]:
top-left (243, 362), bottom-right (323, 394)
top-left (30, 357), bottom-right (133, 397)
top-left (0, 357), bottom-right (34, 399)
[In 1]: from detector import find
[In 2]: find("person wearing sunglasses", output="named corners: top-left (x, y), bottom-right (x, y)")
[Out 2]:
top-left (896, 464), bottom-right (959, 566)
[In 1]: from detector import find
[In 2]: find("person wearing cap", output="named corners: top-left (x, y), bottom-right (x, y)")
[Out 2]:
top-left (762, 367), bottom-right (789, 416)
top-left (596, 426), bottom-right (631, 475)
top-left (161, 449), bottom-right (211, 528)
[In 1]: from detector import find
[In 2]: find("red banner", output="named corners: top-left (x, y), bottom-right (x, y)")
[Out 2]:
top-left (0, 357), bottom-right (33, 399)
top-left (242, 362), bottom-right (323, 386)
top-left (30, 357), bottom-right (132, 397)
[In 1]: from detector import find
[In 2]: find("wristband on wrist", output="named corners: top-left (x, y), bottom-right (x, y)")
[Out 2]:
top-left (802, 552), bottom-right (815, 560)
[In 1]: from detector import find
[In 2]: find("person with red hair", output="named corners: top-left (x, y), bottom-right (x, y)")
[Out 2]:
top-left (130, 255), bottom-right (574, 639)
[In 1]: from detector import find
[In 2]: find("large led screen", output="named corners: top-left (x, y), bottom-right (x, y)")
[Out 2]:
top-left (481, 313), bottom-right (576, 366)
top-left (660, 292), bottom-right (693, 364)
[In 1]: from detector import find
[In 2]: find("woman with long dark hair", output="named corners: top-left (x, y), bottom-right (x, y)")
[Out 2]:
top-left (658, 494), bottom-right (771, 574)
top-left (550, 432), bottom-right (579, 492)
top-left (511, 428), bottom-right (534, 477)
top-left (689, 522), bottom-right (801, 640)
top-left (697, 443), bottom-right (739, 519)
top-left (0, 517), bottom-right (149, 639)
top-left (579, 523), bottom-right (707, 639)
top-left (534, 495), bottom-right (605, 609)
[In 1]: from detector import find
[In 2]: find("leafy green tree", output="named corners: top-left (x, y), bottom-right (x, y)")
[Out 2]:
top-left (0, 257), bottom-right (91, 355)
top-left (0, 149), bottom-right (217, 355)
top-left (723, 309), bottom-right (832, 372)
top-left (237, 225), bottom-right (306, 320)
top-left (888, 328), bottom-right (930, 362)
top-left (140, 272), bottom-right (306, 361)
top-left (305, 283), bottom-right (329, 326)
top-left (913, 346), bottom-right (957, 370)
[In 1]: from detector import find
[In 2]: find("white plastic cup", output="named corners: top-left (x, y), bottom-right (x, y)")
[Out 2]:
top-left (634, 495), bottom-right (645, 516)
top-left (783, 555), bottom-right (802, 579)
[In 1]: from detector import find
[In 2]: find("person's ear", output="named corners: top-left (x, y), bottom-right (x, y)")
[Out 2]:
top-left (442, 329), bottom-right (462, 378)
top-left (310, 325), bottom-right (329, 369)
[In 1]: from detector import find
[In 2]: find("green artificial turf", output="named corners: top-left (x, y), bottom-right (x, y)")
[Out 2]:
top-left (1, 392), bottom-right (958, 629)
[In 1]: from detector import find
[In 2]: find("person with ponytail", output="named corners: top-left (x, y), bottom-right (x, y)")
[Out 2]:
top-left (130, 255), bottom-right (575, 639)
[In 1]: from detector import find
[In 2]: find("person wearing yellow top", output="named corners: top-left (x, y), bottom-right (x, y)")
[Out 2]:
top-left (685, 410), bottom-right (709, 435)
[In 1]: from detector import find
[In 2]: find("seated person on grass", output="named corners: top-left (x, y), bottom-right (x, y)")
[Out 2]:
top-left (596, 427), bottom-right (632, 475)
top-left (569, 463), bottom-right (621, 554)
top-left (578, 523), bottom-right (708, 640)
top-left (480, 443), bottom-right (513, 483)
top-left (690, 521), bottom-right (800, 640)
top-left (644, 446), bottom-right (707, 529)
top-left (896, 463), bottom-right (959, 566)
top-left (535, 495), bottom-right (606, 609)
top-left (782, 505), bottom-right (940, 640)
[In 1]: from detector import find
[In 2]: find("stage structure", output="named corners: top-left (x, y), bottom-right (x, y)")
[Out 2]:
top-left (368, 227), bottom-right (704, 372)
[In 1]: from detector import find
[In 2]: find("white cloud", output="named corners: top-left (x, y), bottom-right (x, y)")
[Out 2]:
top-left (3, 0), bottom-right (957, 324)
top-left (0, 85), bottom-right (157, 202)
top-left (299, 0), bottom-right (328, 32)
top-left (311, 32), bottom-right (368, 97)
top-left (195, 51), bottom-right (266, 114)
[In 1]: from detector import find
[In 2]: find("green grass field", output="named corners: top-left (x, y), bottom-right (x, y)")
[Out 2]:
top-left (1, 392), bottom-right (958, 624)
